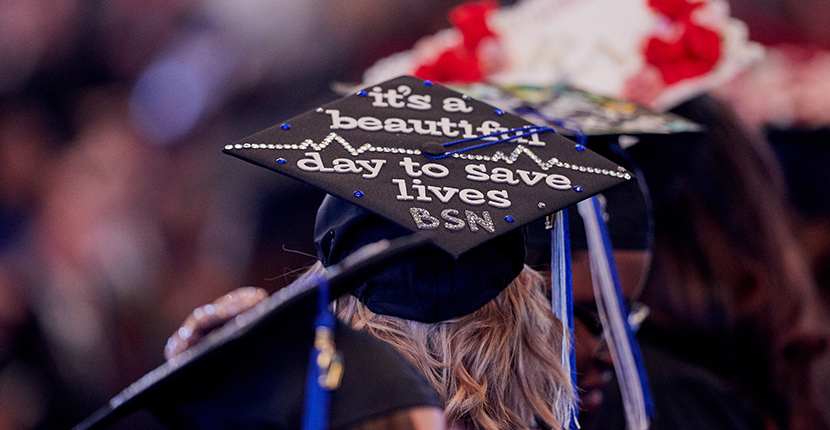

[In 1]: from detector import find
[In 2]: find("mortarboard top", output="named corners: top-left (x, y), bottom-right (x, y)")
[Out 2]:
top-left (224, 76), bottom-right (632, 259)
top-left (449, 83), bottom-right (703, 136)
top-left (72, 234), bottom-right (441, 430)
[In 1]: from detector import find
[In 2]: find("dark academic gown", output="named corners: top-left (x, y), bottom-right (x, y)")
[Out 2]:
top-left (586, 323), bottom-right (766, 430)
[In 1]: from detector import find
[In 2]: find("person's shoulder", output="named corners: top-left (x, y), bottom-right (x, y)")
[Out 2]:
top-left (641, 340), bottom-right (766, 430)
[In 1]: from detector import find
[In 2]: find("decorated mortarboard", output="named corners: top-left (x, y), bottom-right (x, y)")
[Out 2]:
top-left (360, 0), bottom-right (763, 112)
top-left (224, 75), bottom-right (632, 259)
top-left (451, 83), bottom-right (702, 136)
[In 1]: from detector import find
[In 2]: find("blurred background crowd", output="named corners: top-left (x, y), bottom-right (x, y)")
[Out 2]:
top-left (0, 0), bottom-right (828, 429)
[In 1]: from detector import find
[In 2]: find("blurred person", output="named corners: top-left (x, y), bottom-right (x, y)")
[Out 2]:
top-left (0, 0), bottom-right (84, 94)
top-left (37, 85), bottom-right (274, 394)
top-left (23, 87), bottom-right (173, 429)
top-left (716, 45), bottom-right (830, 427)
top-left (593, 94), bottom-right (830, 430)
top-left (23, 82), bottom-right (301, 428)
top-left (717, 46), bottom-right (830, 302)
top-left (0, 98), bottom-right (82, 430)
top-left (0, 0), bottom-right (195, 151)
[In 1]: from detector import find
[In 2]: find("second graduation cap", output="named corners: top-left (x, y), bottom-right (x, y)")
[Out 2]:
top-left (225, 75), bottom-right (632, 259)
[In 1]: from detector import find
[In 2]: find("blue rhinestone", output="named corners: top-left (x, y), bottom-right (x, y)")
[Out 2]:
top-left (495, 109), bottom-right (505, 116)
top-left (505, 216), bottom-right (515, 222)
top-left (423, 80), bottom-right (434, 86)
top-left (276, 158), bottom-right (287, 164)
top-left (575, 144), bottom-right (585, 151)
top-left (280, 124), bottom-right (291, 130)
top-left (354, 191), bottom-right (364, 198)
top-left (574, 185), bottom-right (583, 192)
top-left (357, 90), bottom-right (367, 97)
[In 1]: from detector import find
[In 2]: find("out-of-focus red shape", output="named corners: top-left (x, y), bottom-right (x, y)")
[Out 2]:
top-left (647, 0), bottom-right (703, 21)
top-left (644, 22), bottom-right (721, 85)
top-left (414, 0), bottom-right (498, 84)
top-left (450, 0), bottom-right (498, 52)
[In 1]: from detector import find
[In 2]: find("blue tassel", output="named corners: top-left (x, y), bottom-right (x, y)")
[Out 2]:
top-left (589, 197), bottom-right (655, 418)
top-left (535, 113), bottom-right (653, 427)
top-left (578, 197), bottom-right (653, 430)
top-left (302, 276), bottom-right (335, 430)
top-left (551, 210), bottom-right (580, 429)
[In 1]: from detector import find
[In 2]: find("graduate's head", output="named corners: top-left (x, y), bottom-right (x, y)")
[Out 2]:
top-left (314, 193), bottom-right (525, 322)
top-left (224, 76), bottom-right (632, 428)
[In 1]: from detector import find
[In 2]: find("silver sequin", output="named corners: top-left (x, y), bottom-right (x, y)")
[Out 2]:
top-left (465, 210), bottom-right (495, 233)
top-left (410, 208), bottom-right (439, 230)
top-left (441, 209), bottom-right (466, 231)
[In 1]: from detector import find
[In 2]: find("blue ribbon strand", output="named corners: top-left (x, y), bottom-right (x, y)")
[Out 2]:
top-left (302, 276), bottom-right (335, 430)
top-left (422, 125), bottom-right (557, 159)
top-left (512, 106), bottom-right (588, 147)
top-left (590, 197), bottom-right (655, 418)
top-left (551, 210), bottom-right (580, 430)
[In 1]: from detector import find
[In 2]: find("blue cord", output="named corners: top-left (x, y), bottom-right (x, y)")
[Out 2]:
top-left (513, 106), bottom-right (588, 146)
top-left (423, 125), bottom-right (557, 159)
top-left (590, 197), bottom-right (655, 417)
top-left (302, 276), bottom-right (335, 430)
top-left (553, 210), bottom-right (580, 430)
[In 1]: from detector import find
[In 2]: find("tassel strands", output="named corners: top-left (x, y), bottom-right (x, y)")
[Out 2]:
top-left (577, 197), bottom-right (654, 430)
top-left (550, 210), bottom-right (580, 430)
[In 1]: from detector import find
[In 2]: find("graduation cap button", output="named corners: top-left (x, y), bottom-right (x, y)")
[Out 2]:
top-left (421, 141), bottom-right (446, 157)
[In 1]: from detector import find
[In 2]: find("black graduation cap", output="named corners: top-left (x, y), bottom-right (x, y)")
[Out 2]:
top-left (72, 234), bottom-right (441, 430)
top-left (225, 76), bottom-right (632, 259)
top-left (449, 83), bottom-right (703, 136)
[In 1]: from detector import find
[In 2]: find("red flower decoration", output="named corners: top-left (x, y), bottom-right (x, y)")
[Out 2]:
top-left (415, 49), bottom-right (485, 83)
top-left (414, 0), bottom-right (499, 84)
top-left (648, 0), bottom-right (703, 21)
top-left (644, 22), bottom-right (721, 85)
top-left (450, 0), bottom-right (498, 52)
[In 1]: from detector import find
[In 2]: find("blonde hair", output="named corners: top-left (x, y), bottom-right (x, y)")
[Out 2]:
top-left (334, 264), bottom-right (573, 430)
